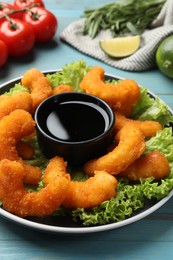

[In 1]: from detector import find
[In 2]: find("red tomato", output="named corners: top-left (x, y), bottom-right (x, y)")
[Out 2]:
top-left (0, 19), bottom-right (35, 57)
top-left (23, 7), bottom-right (57, 42)
top-left (13, 0), bottom-right (45, 9)
top-left (0, 2), bottom-right (20, 24)
top-left (0, 39), bottom-right (8, 67)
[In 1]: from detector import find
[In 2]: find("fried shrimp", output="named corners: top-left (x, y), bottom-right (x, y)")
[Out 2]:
top-left (120, 151), bottom-right (170, 181)
top-left (52, 84), bottom-right (73, 95)
top-left (21, 68), bottom-right (52, 110)
top-left (44, 156), bottom-right (67, 185)
top-left (63, 171), bottom-right (117, 209)
top-left (0, 109), bottom-right (42, 184)
top-left (0, 92), bottom-right (33, 119)
top-left (0, 159), bottom-right (71, 217)
top-left (0, 109), bottom-right (35, 161)
top-left (80, 66), bottom-right (140, 116)
top-left (84, 123), bottom-right (146, 175)
top-left (44, 156), bottom-right (117, 209)
top-left (115, 112), bottom-right (162, 137)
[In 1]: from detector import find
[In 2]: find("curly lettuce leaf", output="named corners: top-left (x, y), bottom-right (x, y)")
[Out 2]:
top-left (132, 87), bottom-right (154, 118)
top-left (137, 97), bottom-right (173, 126)
top-left (141, 170), bottom-right (173, 200)
top-left (46, 60), bottom-right (91, 92)
top-left (132, 87), bottom-right (173, 126)
top-left (4, 83), bottom-right (29, 96)
top-left (145, 127), bottom-right (173, 161)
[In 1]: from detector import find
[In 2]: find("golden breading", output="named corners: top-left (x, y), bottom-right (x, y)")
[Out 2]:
top-left (0, 92), bottom-right (33, 119)
top-left (0, 109), bottom-right (42, 185)
top-left (44, 156), bottom-right (117, 209)
top-left (84, 123), bottom-right (146, 175)
top-left (120, 151), bottom-right (170, 181)
top-left (115, 112), bottom-right (162, 137)
top-left (80, 66), bottom-right (140, 116)
top-left (0, 159), bottom-right (71, 217)
top-left (21, 68), bottom-right (52, 110)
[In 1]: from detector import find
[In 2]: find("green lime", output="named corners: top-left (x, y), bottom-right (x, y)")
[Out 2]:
top-left (99, 35), bottom-right (141, 58)
top-left (156, 35), bottom-right (173, 78)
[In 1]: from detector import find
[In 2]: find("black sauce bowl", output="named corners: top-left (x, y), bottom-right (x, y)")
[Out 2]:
top-left (35, 92), bottom-right (115, 166)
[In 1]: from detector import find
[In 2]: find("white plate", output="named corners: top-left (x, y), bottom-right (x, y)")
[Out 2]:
top-left (0, 71), bottom-right (173, 234)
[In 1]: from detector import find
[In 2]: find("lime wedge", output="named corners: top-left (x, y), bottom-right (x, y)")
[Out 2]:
top-left (100, 35), bottom-right (141, 58)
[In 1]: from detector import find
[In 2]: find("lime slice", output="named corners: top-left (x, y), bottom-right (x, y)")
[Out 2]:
top-left (100, 35), bottom-right (141, 58)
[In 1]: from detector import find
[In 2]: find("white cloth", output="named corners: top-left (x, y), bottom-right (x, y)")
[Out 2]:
top-left (60, 0), bottom-right (173, 71)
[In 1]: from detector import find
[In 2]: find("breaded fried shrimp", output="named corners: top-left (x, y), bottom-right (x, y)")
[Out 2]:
top-left (120, 151), bottom-right (170, 181)
top-left (0, 109), bottom-right (35, 161)
top-left (44, 156), bottom-right (67, 185)
top-left (0, 159), bottom-right (71, 217)
top-left (0, 109), bottom-right (42, 184)
top-left (62, 171), bottom-right (117, 209)
top-left (44, 156), bottom-right (117, 209)
top-left (52, 84), bottom-right (73, 95)
top-left (115, 112), bottom-right (162, 137)
top-left (22, 163), bottom-right (42, 185)
top-left (0, 92), bottom-right (33, 119)
top-left (84, 123), bottom-right (146, 175)
top-left (21, 68), bottom-right (52, 110)
top-left (80, 66), bottom-right (140, 116)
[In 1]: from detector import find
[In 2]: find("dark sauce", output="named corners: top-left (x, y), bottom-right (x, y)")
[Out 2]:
top-left (46, 101), bottom-right (110, 142)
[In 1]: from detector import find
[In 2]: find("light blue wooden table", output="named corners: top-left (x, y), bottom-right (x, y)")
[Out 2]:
top-left (0, 1), bottom-right (173, 259)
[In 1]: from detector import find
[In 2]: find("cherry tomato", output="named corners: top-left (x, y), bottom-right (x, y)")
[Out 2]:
top-left (23, 7), bottom-right (57, 42)
top-left (13, 0), bottom-right (45, 9)
top-left (0, 19), bottom-right (35, 57)
top-left (0, 2), bottom-right (20, 24)
top-left (0, 39), bottom-right (8, 67)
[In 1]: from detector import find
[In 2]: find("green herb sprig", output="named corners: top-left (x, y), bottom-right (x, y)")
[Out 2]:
top-left (83, 0), bottom-right (166, 38)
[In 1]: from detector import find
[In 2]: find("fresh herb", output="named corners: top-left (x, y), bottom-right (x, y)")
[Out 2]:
top-left (82, 0), bottom-right (166, 38)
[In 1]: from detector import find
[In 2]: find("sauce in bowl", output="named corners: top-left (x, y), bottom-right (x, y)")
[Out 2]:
top-left (46, 100), bottom-right (110, 142)
top-left (35, 92), bottom-right (115, 166)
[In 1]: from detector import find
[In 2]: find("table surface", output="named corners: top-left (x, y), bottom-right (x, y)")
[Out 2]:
top-left (1, 1), bottom-right (173, 259)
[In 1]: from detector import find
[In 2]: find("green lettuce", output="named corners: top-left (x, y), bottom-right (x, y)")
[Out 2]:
top-left (132, 87), bottom-right (154, 118)
top-left (4, 83), bottom-right (29, 96)
top-left (46, 60), bottom-right (91, 92)
top-left (145, 127), bottom-right (173, 161)
top-left (132, 87), bottom-right (173, 126)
